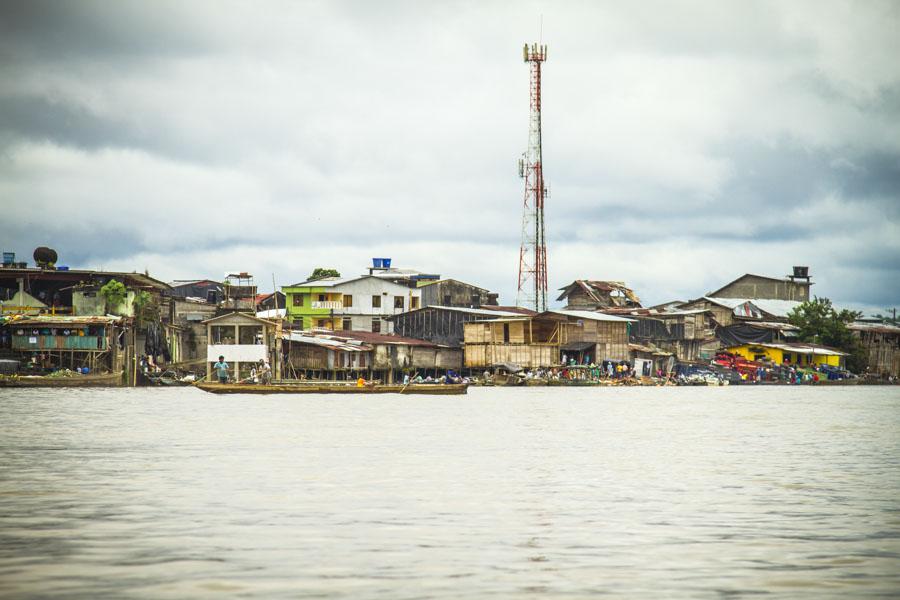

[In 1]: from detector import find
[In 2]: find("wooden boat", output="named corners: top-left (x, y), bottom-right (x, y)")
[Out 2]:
top-left (194, 381), bottom-right (468, 395)
top-left (0, 371), bottom-right (124, 388)
top-left (146, 370), bottom-right (192, 386)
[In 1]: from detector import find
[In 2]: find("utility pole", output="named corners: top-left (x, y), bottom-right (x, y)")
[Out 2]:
top-left (517, 42), bottom-right (549, 312)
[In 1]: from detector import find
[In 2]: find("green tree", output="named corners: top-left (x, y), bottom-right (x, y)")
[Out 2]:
top-left (787, 297), bottom-right (867, 373)
top-left (133, 290), bottom-right (159, 328)
top-left (99, 279), bottom-right (127, 313)
top-left (308, 268), bottom-right (341, 281)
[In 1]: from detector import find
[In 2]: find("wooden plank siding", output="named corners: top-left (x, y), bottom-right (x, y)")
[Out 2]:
top-left (463, 315), bottom-right (629, 368)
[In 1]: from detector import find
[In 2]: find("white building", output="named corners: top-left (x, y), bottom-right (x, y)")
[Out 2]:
top-left (283, 275), bottom-right (423, 334)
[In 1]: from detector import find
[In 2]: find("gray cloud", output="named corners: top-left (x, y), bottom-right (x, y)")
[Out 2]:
top-left (1, 1), bottom-right (898, 312)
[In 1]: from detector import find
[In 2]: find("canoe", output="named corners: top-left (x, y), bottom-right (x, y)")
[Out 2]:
top-left (194, 382), bottom-right (468, 395)
top-left (0, 371), bottom-right (124, 388)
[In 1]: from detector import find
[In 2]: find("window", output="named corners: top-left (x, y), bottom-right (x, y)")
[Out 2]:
top-left (471, 294), bottom-right (480, 308)
top-left (317, 319), bottom-right (330, 329)
top-left (503, 323), bottom-right (510, 343)
top-left (372, 319), bottom-right (381, 333)
top-left (343, 295), bottom-right (352, 308)
top-left (292, 294), bottom-right (303, 307)
top-left (239, 325), bottom-right (262, 345)
top-left (211, 325), bottom-right (235, 345)
top-left (394, 296), bottom-right (404, 309)
top-left (318, 294), bottom-right (326, 302)
top-left (342, 317), bottom-right (352, 330)
top-left (371, 295), bottom-right (381, 308)
top-left (410, 296), bottom-right (420, 309)
top-left (443, 294), bottom-right (452, 306)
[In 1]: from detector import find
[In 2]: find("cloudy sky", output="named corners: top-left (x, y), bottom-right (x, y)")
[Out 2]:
top-left (1, 1), bottom-right (898, 312)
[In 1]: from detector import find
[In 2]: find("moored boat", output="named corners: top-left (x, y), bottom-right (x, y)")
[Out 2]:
top-left (194, 382), bottom-right (468, 395)
top-left (0, 371), bottom-right (124, 387)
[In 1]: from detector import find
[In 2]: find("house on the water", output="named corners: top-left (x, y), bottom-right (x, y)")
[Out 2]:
top-left (848, 321), bottom-right (900, 378)
top-left (388, 305), bottom-right (527, 348)
top-left (556, 280), bottom-right (641, 310)
top-left (463, 309), bottom-right (633, 369)
top-left (204, 312), bottom-right (280, 381)
top-left (705, 267), bottom-right (812, 302)
top-left (283, 329), bottom-right (461, 382)
top-left (282, 275), bottom-right (422, 333)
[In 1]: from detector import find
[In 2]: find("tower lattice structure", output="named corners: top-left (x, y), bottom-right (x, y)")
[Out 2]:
top-left (517, 43), bottom-right (548, 312)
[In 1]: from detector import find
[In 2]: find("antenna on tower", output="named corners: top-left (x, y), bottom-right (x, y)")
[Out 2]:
top-left (516, 41), bottom-right (549, 312)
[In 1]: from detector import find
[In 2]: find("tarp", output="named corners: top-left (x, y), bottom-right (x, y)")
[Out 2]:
top-left (717, 324), bottom-right (774, 347)
top-left (561, 341), bottom-right (595, 351)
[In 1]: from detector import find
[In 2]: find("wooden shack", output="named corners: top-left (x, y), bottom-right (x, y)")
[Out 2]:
top-left (203, 312), bottom-right (279, 381)
top-left (463, 309), bottom-right (632, 369)
top-left (283, 331), bottom-right (372, 379)
top-left (284, 329), bottom-right (462, 382)
top-left (5, 315), bottom-right (126, 376)
top-left (389, 305), bottom-right (524, 347)
top-left (602, 307), bottom-right (717, 361)
top-left (848, 322), bottom-right (900, 377)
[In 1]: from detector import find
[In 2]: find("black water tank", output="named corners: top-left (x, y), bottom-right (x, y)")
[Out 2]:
top-left (792, 266), bottom-right (809, 279)
top-left (33, 246), bottom-right (58, 267)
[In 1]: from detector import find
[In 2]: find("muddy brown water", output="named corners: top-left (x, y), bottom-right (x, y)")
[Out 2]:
top-left (1, 386), bottom-right (898, 598)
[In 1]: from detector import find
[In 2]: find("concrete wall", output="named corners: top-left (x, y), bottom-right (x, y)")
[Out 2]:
top-left (420, 280), bottom-right (490, 308)
top-left (714, 275), bottom-right (810, 301)
top-left (285, 277), bottom-right (421, 332)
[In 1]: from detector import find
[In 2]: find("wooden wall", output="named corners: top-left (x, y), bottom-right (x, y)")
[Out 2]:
top-left (464, 343), bottom-right (554, 368)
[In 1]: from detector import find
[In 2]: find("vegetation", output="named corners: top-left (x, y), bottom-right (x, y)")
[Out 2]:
top-left (133, 290), bottom-right (159, 328)
top-left (99, 279), bottom-right (127, 312)
top-left (308, 267), bottom-right (341, 281)
top-left (787, 297), bottom-right (867, 373)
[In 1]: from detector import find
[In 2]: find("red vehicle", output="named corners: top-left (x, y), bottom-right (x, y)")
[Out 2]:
top-left (713, 352), bottom-right (764, 380)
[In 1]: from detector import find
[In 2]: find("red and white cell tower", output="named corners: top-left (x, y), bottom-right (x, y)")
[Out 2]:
top-left (517, 42), bottom-right (549, 312)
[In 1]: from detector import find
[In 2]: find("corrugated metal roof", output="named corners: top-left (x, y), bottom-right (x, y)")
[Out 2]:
top-left (704, 297), bottom-right (802, 319)
top-left (12, 315), bottom-right (121, 325)
top-left (848, 322), bottom-right (900, 334)
top-left (202, 312), bottom-right (276, 325)
top-left (419, 305), bottom-right (522, 317)
top-left (284, 331), bottom-right (371, 351)
top-left (547, 309), bottom-right (635, 323)
top-left (320, 330), bottom-right (437, 347)
top-left (0, 268), bottom-right (170, 290)
top-left (601, 307), bottom-right (708, 317)
top-left (285, 276), bottom-right (364, 288)
top-left (728, 341), bottom-right (847, 356)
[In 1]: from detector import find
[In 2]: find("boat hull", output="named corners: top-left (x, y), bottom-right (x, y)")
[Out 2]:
top-left (194, 382), bottom-right (468, 395)
top-left (0, 371), bottom-right (124, 387)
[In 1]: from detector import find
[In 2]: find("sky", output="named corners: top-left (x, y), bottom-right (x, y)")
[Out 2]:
top-left (1, 0), bottom-right (898, 314)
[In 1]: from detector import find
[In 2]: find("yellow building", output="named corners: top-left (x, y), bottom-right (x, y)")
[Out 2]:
top-left (727, 342), bottom-right (845, 368)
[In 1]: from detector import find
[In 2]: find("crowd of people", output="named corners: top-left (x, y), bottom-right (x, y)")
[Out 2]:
top-left (402, 370), bottom-right (468, 385)
top-left (211, 355), bottom-right (272, 384)
top-left (491, 358), bottom-right (642, 384)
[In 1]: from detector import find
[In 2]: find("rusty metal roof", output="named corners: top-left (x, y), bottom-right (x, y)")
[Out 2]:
top-left (12, 315), bottom-right (122, 325)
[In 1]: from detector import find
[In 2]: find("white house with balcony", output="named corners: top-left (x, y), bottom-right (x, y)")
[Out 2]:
top-left (283, 275), bottom-right (422, 333)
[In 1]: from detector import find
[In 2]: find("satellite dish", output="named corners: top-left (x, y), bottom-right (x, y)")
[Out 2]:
top-left (33, 247), bottom-right (58, 268)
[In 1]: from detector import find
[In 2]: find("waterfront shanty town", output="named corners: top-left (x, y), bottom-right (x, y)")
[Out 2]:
top-left (0, 248), bottom-right (897, 388)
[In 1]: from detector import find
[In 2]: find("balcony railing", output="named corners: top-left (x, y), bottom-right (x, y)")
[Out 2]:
top-left (12, 335), bottom-right (106, 351)
top-left (311, 301), bottom-right (342, 310)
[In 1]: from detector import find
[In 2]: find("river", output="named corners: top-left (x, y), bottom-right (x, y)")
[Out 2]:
top-left (1, 386), bottom-right (898, 598)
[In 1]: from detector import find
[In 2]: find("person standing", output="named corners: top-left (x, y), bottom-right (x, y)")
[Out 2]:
top-left (213, 355), bottom-right (230, 384)
top-left (259, 360), bottom-right (272, 385)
